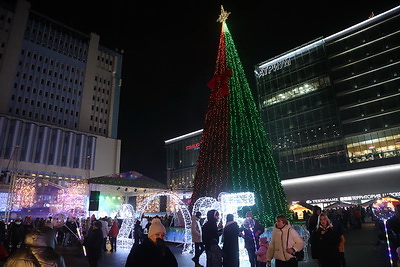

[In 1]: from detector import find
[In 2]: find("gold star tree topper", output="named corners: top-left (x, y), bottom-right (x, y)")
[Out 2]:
top-left (217, 5), bottom-right (231, 23)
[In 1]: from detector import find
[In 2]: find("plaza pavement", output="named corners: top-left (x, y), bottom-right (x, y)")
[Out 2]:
top-left (0, 221), bottom-right (392, 267)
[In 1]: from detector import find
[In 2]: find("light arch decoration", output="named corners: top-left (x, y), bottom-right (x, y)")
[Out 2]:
top-left (192, 192), bottom-right (255, 260)
top-left (116, 204), bottom-right (135, 248)
top-left (136, 192), bottom-right (193, 254)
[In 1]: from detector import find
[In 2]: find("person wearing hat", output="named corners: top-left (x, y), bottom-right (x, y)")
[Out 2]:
top-left (125, 217), bottom-right (177, 267)
top-left (83, 220), bottom-right (104, 267)
top-left (191, 211), bottom-right (205, 267)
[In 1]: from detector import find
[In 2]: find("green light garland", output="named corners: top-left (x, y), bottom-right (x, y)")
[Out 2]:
top-left (191, 20), bottom-right (290, 227)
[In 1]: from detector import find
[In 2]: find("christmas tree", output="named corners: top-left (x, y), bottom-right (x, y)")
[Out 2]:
top-left (191, 6), bottom-right (290, 226)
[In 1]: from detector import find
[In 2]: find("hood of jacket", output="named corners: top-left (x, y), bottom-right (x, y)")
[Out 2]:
top-left (206, 209), bottom-right (217, 223)
top-left (24, 227), bottom-right (57, 249)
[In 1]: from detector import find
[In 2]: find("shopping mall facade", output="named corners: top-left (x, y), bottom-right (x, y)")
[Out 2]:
top-left (165, 6), bottom-right (400, 207)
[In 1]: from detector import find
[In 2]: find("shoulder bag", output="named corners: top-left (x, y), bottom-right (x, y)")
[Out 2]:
top-left (287, 228), bottom-right (304, 261)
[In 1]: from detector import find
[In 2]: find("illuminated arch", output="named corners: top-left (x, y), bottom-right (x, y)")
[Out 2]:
top-left (116, 204), bottom-right (135, 248)
top-left (137, 192), bottom-right (192, 254)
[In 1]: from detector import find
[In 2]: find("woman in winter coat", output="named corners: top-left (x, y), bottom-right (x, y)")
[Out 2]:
top-left (4, 226), bottom-right (65, 267)
top-left (125, 218), bottom-right (177, 267)
top-left (266, 214), bottom-right (304, 267)
top-left (108, 220), bottom-right (119, 252)
top-left (311, 213), bottom-right (341, 267)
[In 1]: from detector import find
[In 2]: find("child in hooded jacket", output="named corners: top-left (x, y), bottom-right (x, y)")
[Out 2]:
top-left (255, 236), bottom-right (269, 267)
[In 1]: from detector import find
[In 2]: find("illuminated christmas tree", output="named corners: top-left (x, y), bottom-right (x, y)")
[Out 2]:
top-left (191, 6), bottom-right (290, 226)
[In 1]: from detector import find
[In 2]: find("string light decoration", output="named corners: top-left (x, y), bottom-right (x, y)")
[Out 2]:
top-left (14, 177), bottom-right (36, 209)
top-left (136, 192), bottom-right (193, 254)
top-left (116, 204), bottom-right (135, 249)
top-left (190, 6), bottom-right (290, 226)
top-left (136, 193), bottom-right (160, 213)
top-left (57, 182), bottom-right (87, 214)
top-left (192, 192), bottom-right (255, 260)
top-left (372, 196), bottom-right (399, 266)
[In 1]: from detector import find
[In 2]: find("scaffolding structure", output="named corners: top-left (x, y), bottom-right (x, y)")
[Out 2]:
top-left (5, 146), bottom-right (20, 225)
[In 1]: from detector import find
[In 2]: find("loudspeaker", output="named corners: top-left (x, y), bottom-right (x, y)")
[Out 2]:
top-left (128, 196), bottom-right (136, 209)
top-left (89, 191), bottom-right (100, 211)
top-left (159, 196), bottom-right (167, 212)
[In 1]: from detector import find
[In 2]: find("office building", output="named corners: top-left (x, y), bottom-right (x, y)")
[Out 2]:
top-left (0, 0), bottom-right (122, 211)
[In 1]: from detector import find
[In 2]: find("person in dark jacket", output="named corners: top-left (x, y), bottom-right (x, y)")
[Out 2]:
top-left (4, 226), bottom-right (65, 267)
top-left (202, 209), bottom-right (222, 267)
top-left (83, 220), bottom-right (104, 267)
top-left (125, 218), bottom-right (177, 267)
top-left (133, 220), bottom-right (143, 247)
top-left (239, 212), bottom-right (264, 267)
top-left (307, 206), bottom-right (322, 237)
top-left (6, 218), bottom-right (25, 255)
top-left (311, 213), bottom-right (341, 267)
top-left (222, 214), bottom-right (240, 267)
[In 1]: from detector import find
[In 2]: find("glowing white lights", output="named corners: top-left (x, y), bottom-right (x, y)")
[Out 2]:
top-left (117, 204), bottom-right (135, 249)
top-left (192, 192), bottom-right (256, 260)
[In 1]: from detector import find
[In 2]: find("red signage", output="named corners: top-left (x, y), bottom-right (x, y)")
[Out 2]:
top-left (186, 143), bottom-right (200, 150)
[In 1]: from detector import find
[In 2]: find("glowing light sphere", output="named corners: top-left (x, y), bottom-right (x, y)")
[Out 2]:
top-left (372, 198), bottom-right (396, 220)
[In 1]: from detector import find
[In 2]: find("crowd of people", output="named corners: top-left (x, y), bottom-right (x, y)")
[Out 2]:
top-left (189, 210), bottom-right (304, 267)
top-left (0, 203), bottom-right (399, 267)
top-left (0, 214), bottom-right (122, 267)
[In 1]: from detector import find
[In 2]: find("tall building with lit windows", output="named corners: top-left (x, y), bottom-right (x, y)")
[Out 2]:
top-left (166, 6), bottom-right (400, 205)
top-left (165, 130), bottom-right (202, 190)
top-left (0, 0), bottom-right (122, 197)
top-left (255, 6), bottom-right (400, 203)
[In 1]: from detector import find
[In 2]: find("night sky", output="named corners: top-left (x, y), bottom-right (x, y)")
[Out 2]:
top-left (26, 0), bottom-right (398, 183)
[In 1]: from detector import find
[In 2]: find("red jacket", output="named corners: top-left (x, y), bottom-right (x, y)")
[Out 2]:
top-left (108, 221), bottom-right (119, 238)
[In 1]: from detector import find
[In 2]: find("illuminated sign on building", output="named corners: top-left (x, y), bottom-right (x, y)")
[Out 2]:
top-left (186, 143), bottom-right (200, 150)
top-left (256, 57), bottom-right (292, 77)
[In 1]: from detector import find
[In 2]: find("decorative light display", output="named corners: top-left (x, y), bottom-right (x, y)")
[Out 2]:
top-left (117, 204), bottom-right (135, 249)
top-left (190, 6), bottom-right (290, 227)
top-left (219, 192), bottom-right (254, 226)
top-left (57, 182), bottom-right (87, 215)
top-left (372, 196), bottom-right (399, 267)
top-left (14, 177), bottom-right (36, 209)
top-left (193, 192), bottom-right (257, 260)
top-left (136, 194), bottom-right (160, 213)
top-left (117, 192), bottom-right (193, 254)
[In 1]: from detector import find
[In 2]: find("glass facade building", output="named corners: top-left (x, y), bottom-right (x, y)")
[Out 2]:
top-left (165, 130), bottom-right (202, 189)
top-left (255, 6), bottom-right (400, 180)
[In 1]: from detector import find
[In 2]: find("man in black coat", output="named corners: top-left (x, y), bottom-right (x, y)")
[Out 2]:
top-left (83, 220), bottom-right (103, 267)
top-left (202, 209), bottom-right (222, 267)
top-left (222, 214), bottom-right (240, 267)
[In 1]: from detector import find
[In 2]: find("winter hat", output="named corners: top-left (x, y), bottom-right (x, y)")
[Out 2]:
top-left (94, 220), bottom-right (103, 228)
top-left (259, 237), bottom-right (268, 246)
top-left (148, 218), bottom-right (166, 237)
